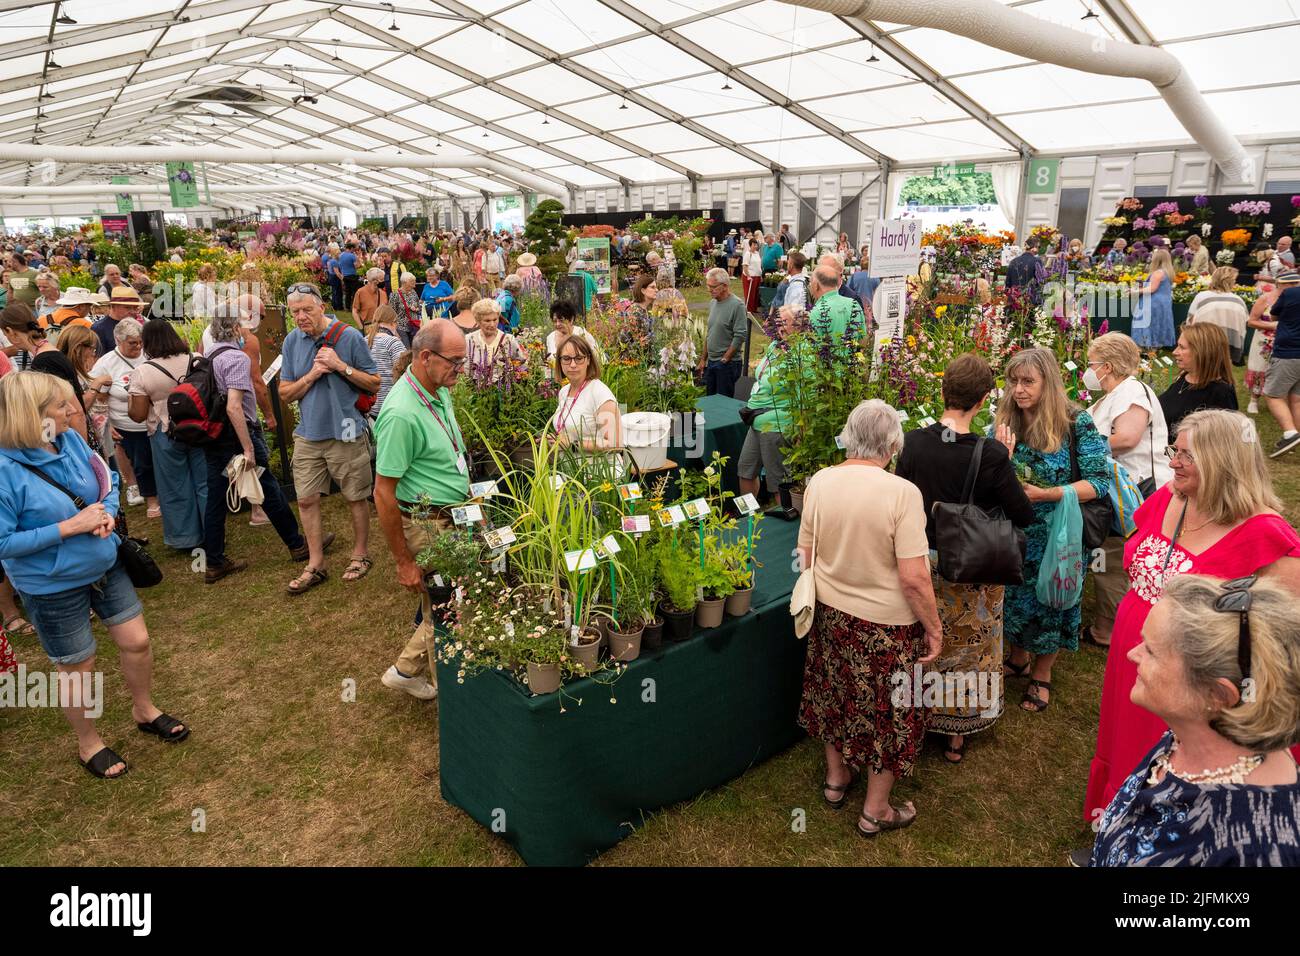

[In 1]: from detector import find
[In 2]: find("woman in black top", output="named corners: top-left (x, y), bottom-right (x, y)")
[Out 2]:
top-left (0, 302), bottom-right (89, 443)
top-left (896, 354), bottom-right (1034, 763)
top-left (1159, 323), bottom-right (1238, 436)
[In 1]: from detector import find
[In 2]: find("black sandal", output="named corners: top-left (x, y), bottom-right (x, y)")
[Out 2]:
top-left (1003, 657), bottom-right (1032, 679)
top-left (136, 712), bottom-right (189, 743)
top-left (943, 735), bottom-right (967, 764)
top-left (80, 746), bottom-right (129, 779)
top-left (821, 774), bottom-right (856, 809)
top-left (1022, 679), bottom-right (1053, 713)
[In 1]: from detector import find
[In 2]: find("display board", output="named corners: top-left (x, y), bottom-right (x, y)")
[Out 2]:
top-left (575, 237), bottom-right (612, 295)
top-left (869, 218), bottom-right (923, 277)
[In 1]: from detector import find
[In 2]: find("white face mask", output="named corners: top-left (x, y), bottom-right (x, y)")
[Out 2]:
top-left (1082, 366), bottom-right (1104, 392)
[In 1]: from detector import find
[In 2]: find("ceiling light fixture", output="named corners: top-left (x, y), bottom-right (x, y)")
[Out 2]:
top-left (866, 44), bottom-right (880, 63)
top-left (47, 59), bottom-right (63, 69)
top-left (721, 80), bottom-right (732, 90)
top-left (619, 98), bottom-right (628, 110)
top-left (1081, 6), bottom-right (1100, 19)
top-left (56, 13), bottom-right (77, 25)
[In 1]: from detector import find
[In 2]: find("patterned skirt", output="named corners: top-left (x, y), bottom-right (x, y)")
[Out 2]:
top-left (0, 628), bottom-right (16, 674)
top-left (926, 573), bottom-right (1004, 737)
top-left (798, 601), bottom-right (925, 778)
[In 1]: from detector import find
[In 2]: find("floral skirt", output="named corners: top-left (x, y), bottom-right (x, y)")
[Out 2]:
top-left (0, 628), bottom-right (16, 674)
top-left (798, 601), bottom-right (924, 778)
top-left (926, 573), bottom-right (1004, 737)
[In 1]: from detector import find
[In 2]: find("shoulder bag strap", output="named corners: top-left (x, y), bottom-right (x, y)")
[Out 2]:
top-left (1067, 415), bottom-right (1081, 484)
top-left (1141, 381), bottom-right (1155, 482)
top-left (16, 461), bottom-right (88, 509)
top-left (960, 437), bottom-right (986, 505)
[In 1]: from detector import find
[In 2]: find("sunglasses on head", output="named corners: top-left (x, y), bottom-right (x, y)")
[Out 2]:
top-left (1214, 575), bottom-right (1255, 700)
top-left (286, 283), bottom-right (323, 301)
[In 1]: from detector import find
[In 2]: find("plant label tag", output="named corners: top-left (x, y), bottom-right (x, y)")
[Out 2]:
top-left (683, 498), bottom-right (711, 520)
top-left (618, 482), bottom-right (642, 502)
top-left (451, 504), bottom-right (483, 526)
top-left (834, 435), bottom-right (846, 450)
top-left (261, 354), bottom-right (283, 385)
top-left (1162, 356), bottom-right (1174, 366)
top-left (896, 409), bottom-right (909, 422)
top-left (1064, 360), bottom-right (1078, 372)
top-left (432, 573), bottom-right (445, 588)
top-left (657, 505), bottom-right (686, 527)
top-left (470, 480), bottom-right (498, 498)
top-left (622, 514), bottom-right (652, 535)
top-left (735, 493), bottom-right (759, 515)
top-left (600, 533), bottom-right (621, 555)
top-left (549, 474), bottom-right (566, 491)
top-left (564, 548), bottom-right (598, 572)
top-left (483, 526), bottom-right (516, 550)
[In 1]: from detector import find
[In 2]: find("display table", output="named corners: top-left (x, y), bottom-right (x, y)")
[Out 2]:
top-left (668, 394), bottom-right (748, 491)
top-left (436, 517), bottom-right (806, 866)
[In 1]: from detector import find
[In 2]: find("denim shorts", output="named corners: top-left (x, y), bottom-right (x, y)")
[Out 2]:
top-left (18, 558), bottom-right (144, 665)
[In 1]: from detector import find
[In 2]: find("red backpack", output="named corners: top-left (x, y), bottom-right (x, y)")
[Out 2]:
top-left (164, 346), bottom-right (239, 446)
top-left (320, 321), bottom-right (377, 415)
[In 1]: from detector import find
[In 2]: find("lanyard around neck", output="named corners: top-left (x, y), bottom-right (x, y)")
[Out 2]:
top-left (406, 374), bottom-right (459, 454)
top-left (556, 380), bottom-right (589, 433)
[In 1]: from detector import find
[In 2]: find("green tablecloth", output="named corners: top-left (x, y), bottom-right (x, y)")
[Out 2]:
top-left (436, 516), bottom-right (806, 866)
top-left (668, 394), bottom-right (748, 492)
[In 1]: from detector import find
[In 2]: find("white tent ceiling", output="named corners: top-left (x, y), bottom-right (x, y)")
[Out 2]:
top-left (1, 0), bottom-right (1297, 210)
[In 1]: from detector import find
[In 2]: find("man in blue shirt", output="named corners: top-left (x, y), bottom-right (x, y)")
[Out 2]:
top-left (337, 243), bottom-right (360, 311)
top-left (1265, 271), bottom-right (1300, 458)
top-left (278, 283), bottom-right (381, 593)
top-left (760, 233), bottom-right (784, 274)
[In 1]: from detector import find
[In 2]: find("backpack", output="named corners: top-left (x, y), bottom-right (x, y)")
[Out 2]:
top-left (165, 346), bottom-right (239, 446)
top-left (320, 322), bottom-right (377, 415)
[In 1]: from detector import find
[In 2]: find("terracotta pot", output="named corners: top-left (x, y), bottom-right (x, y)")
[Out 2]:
top-left (607, 623), bottom-right (643, 662)
top-left (696, 596), bottom-right (726, 629)
top-left (642, 616), bottom-right (665, 649)
top-left (660, 602), bottom-right (695, 642)
top-left (570, 627), bottom-right (602, 672)
top-left (526, 662), bottom-right (561, 695)
top-left (593, 614), bottom-right (613, 649)
top-left (725, 587), bottom-right (753, 617)
top-left (789, 487), bottom-right (804, 514)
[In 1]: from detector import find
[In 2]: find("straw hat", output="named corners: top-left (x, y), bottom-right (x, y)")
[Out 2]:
top-left (108, 285), bottom-right (143, 304)
top-left (516, 252), bottom-right (537, 267)
top-left (55, 286), bottom-right (100, 306)
top-left (1276, 271), bottom-right (1300, 284)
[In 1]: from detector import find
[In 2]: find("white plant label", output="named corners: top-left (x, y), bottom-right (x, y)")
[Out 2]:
top-left (622, 514), bottom-right (652, 535)
top-left (618, 482), bottom-right (642, 502)
top-left (483, 526), bottom-right (516, 550)
top-left (261, 353), bottom-right (283, 385)
top-left (656, 505), bottom-right (687, 527)
top-left (564, 548), bottom-right (598, 572)
top-left (734, 493), bottom-right (760, 515)
top-left (683, 498), bottom-right (711, 520)
top-left (451, 504), bottom-right (483, 526)
top-left (1064, 360), bottom-right (1078, 372)
top-left (834, 435), bottom-right (846, 450)
top-left (470, 480), bottom-right (498, 498)
top-left (549, 474), bottom-right (566, 491)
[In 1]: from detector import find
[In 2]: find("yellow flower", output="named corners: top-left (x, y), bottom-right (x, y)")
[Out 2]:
top-left (906, 335), bottom-right (917, 349)
top-left (599, 482), bottom-right (613, 492)
top-left (934, 306), bottom-right (947, 318)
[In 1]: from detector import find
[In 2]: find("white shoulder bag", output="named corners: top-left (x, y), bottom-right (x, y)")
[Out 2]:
top-left (789, 491), bottom-right (817, 638)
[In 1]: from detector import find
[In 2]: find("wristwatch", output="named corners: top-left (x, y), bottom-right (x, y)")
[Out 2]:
top-left (344, 365), bottom-right (353, 377)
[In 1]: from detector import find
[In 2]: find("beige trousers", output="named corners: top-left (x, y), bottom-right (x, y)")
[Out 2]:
top-left (393, 514), bottom-right (450, 678)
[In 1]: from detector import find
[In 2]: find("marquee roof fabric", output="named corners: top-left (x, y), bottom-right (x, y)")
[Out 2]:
top-left (1, 0), bottom-right (1296, 206)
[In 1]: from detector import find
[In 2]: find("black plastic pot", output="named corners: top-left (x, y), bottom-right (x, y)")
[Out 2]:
top-left (426, 583), bottom-right (455, 627)
top-left (642, 617), bottom-right (665, 649)
top-left (660, 602), bottom-right (696, 642)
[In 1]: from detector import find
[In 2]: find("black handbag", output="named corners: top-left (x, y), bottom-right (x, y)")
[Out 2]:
top-left (932, 438), bottom-right (1027, 586)
top-left (1068, 416), bottom-right (1114, 552)
top-left (18, 462), bottom-right (163, 589)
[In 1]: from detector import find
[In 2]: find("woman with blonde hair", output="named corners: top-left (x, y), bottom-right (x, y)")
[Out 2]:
top-left (1132, 247), bottom-right (1176, 349)
top-left (1089, 574), bottom-right (1300, 867)
top-left (1084, 409), bottom-right (1300, 823)
top-left (365, 303), bottom-right (406, 416)
top-left (996, 347), bottom-right (1110, 712)
top-left (1159, 323), bottom-right (1238, 434)
top-left (56, 324), bottom-right (111, 414)
top-left (1185, 234), bottom-right (1210, 275)
top-left (1187, 266), bottom-right (1248, 362)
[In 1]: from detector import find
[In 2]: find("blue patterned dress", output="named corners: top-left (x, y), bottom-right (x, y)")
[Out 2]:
top-left (1002, 411), bottom-right (1110, 655)
top-left (1092, 732), bottom-right (1300, 866)
top-left (1132, 271), bottom-right (1175, 348)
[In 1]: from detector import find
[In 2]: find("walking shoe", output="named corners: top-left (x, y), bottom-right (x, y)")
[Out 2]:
top-left (1269, 433), bottom-right (1300, 459)
top-left (290, 532), bottom-right (336, 562)
top-left (204, 558), bottom-right (249, 584)
top-left (126, 485), bottom-right (144, 507)
top-left (381, 665), bottom-right (437, 700)
top-left (1247, 400), bottom-right (1259, 414)
top-left (1067, 847), bottom-right (1093, 868)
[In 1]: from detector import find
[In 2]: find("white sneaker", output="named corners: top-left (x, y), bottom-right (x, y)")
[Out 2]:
top-left (126, 485), bottom-right (144, 507)
top-left (1247, 400), bottom-right (1259, 414)
top-left (381, 665), bottom-right (437, 700)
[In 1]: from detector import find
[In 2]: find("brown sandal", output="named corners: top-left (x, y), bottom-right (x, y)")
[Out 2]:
top-left (287, 566), bottom-right (328, 595)
top-left (857, 801), bottom-right (917, 837)
top-left (342, 556), bottom-right (372, 582)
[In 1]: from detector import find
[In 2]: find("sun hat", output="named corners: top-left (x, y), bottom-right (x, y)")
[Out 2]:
top-left (516, 252), bottom-right (537, 267)
top-left (55, 286), bottom-right (99, 306)
top-left (1275, 270), bottom-right (1300, 283)
top-left (108, 285), bottom-right (143, 303)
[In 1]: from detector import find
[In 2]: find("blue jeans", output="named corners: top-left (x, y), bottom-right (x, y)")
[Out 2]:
top-left (117, 429), bottom-right (156, 498)
top-left (201, 425), bottom-right (304, 567)
top-left (328, 276), bottom-right (343, 311)
top-left (20, 557), bottom-right (142, 665)
top-left (150, 429), bottom-right (207, 550)
top-left (704, 360), bottom-right (742, 398)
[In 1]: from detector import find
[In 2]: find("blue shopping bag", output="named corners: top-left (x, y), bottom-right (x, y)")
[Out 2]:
top-left (1036, 485), bottom-right (1086, 610)
top-left (1108, 457), bottom-right (1145, 538)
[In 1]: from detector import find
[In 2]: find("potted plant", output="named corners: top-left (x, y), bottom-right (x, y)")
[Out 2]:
top-left (695, 538), bottom-right (733, 629)
top-left (722, 540), bottom-right (757, 617)
top-left (414, 511), bottom-right (485, 626)
top-left (655, 539), bottom-right (699, 641)
top-left (609, 534), bottom-right (656, 658)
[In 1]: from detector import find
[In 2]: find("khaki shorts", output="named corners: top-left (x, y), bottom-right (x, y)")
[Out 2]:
top-left (292, 435), bottom-right (373, 501)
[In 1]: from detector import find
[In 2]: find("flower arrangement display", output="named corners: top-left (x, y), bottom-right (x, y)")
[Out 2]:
top-left (1118, 198), bottom-right (1144, 212)
top-left (1029, 225), bottom-right (1061, 249)
top-left (1228, 200), bottom-right (1270, 226)
top-left (1130, 217), bottom-right (1156, 235)
top-left (922, 222), bottom-right (1014, 278)
top-left (247, 217), bottom-right (305, 258)
top-left (1221, 228), bottom-right (1253, 252)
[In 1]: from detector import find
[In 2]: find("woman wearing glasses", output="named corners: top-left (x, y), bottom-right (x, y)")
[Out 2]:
top-left (1090, 574), bottom-right (1300, 866)
top-left (550, 336), bottom-right (622, 476)
top-left (1084, 409), bottom-right (1300, 825)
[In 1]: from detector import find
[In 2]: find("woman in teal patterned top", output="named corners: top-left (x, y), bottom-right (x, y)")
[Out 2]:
top-left (994, 348), bottom-right (1110, 713)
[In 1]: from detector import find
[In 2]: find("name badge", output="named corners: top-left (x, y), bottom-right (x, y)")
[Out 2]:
top-left (456, 454), bottom-right (468, 475)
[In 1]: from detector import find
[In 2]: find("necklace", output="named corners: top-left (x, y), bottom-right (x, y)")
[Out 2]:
top-left (1148, 736), bottom-right (1266, 785)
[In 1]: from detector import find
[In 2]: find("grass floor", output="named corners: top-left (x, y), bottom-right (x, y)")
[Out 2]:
top-left (2, 342), bottom-right (1296, 867)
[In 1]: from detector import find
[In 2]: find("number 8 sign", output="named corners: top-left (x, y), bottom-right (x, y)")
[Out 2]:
top-left (1026, 159), bottom-right (1059, 195)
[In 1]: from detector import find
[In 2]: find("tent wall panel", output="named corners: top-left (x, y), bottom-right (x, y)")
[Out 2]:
top-left (1086, 156), bottom-right (1137, 250)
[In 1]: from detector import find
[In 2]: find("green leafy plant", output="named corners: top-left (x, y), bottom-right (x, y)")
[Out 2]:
top-left (413, 520), bottom-right (484, 586)
top-left (524, 198), bottom-right (567, 255)
top-left (655, 538), bottom-right (699, 612)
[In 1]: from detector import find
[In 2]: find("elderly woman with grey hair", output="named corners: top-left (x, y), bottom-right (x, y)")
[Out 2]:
top-left (90, 316), bottom-right (157, 515)
top-left (197, 305), bottom-right (307, 585)
top-left (797, 398), bottom-right (943, 836)
top-left (351, 266), bottom-right (388, 329)
top-left (390, 271), bottom-right (422, 348)
top-left (495, 273), bottom-right (523, 333)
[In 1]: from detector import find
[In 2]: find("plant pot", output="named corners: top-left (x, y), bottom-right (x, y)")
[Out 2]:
top-left (642, 616), bottom-right (664, 649)
top-left (788, 485), bottom-right (805, 515)
top-left (696, 595), bottom-right (726, 629)
top-left (607, 623), bottom-right (643, 662)
top-left (425, 583), bottom-right (455, 627)
top-left (592, 613), bottom-right (614, 649)
top-left (526, 662), bottom-right (562, 695)
top-left (660, 602), bottom-right (696, 642)
top-left (725, 587), bottom-right (753, 617)
top-left (508, 441), bottom-right (535, 469)
top-left (570, 627), bottom-right (602, 672)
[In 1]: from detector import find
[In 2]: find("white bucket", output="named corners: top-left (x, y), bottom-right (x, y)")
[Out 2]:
top-left (623, 411), bottom-right (673, 472)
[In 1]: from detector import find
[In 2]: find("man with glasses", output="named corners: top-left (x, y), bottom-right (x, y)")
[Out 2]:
top-left (373, 320), bottom-right (469, 700)
top-left (698, 267), bottom-right (748, 398)
top-left (278, 284), bottom-right (381, 595)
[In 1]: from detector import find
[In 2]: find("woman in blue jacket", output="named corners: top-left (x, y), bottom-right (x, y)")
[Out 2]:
top-left (0, 371), bottom-right (188, 779)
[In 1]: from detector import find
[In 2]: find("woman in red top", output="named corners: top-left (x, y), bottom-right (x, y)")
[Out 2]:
top-left (1084, 409), bottom-right (1300, 823)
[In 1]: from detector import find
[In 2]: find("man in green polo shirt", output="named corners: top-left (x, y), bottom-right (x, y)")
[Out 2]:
top-left (374, 320), bottom-right (469, 700)
top-left (807, 264), bottom-right (866, 341)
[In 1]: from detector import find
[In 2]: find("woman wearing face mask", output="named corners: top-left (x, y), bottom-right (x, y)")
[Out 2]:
top-left (1083, 333), bottom-right (1173, 650)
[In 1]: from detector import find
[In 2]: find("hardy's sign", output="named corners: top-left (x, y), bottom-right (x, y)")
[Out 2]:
top-left (869, 218), bottom-right (922, 278)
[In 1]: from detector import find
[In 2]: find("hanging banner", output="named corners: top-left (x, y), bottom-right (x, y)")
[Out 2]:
top-left (111, 176), bottom-right (133, 213)
top-left (99, 214), bottom-right (130, 238)
top-left (166, 161), bottom-right (199, 208)
top-left (1026, 158), bottom-right (1059, 195)
top-left (869, 218), bottom-right (923, 278)
top-left (576, 237), bottom-right (612, 295)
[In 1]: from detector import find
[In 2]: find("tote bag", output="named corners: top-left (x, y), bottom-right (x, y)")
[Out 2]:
top-left (1035, 485), bottom-right (1085, 610)
top-left (790, 496), bottom-right (818, 638)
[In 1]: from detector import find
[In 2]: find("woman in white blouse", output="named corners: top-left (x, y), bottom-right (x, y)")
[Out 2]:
top-left (464, 298), bottom-right (521, 375)
top-left (741, 238), bottom-right (763, 313)
top-left (551, 334), bottom-right (622, 475)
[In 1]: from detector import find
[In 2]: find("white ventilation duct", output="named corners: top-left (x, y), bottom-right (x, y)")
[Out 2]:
top-left (0, 143), bottom-right (567, 198)
top-left (0, 183), bottom-right (362, 213)
top-left (783, 0), bottom-right (1255, 185)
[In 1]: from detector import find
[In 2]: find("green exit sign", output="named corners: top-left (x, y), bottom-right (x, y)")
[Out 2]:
top-left (934, 162), bottom-right (977, 178)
